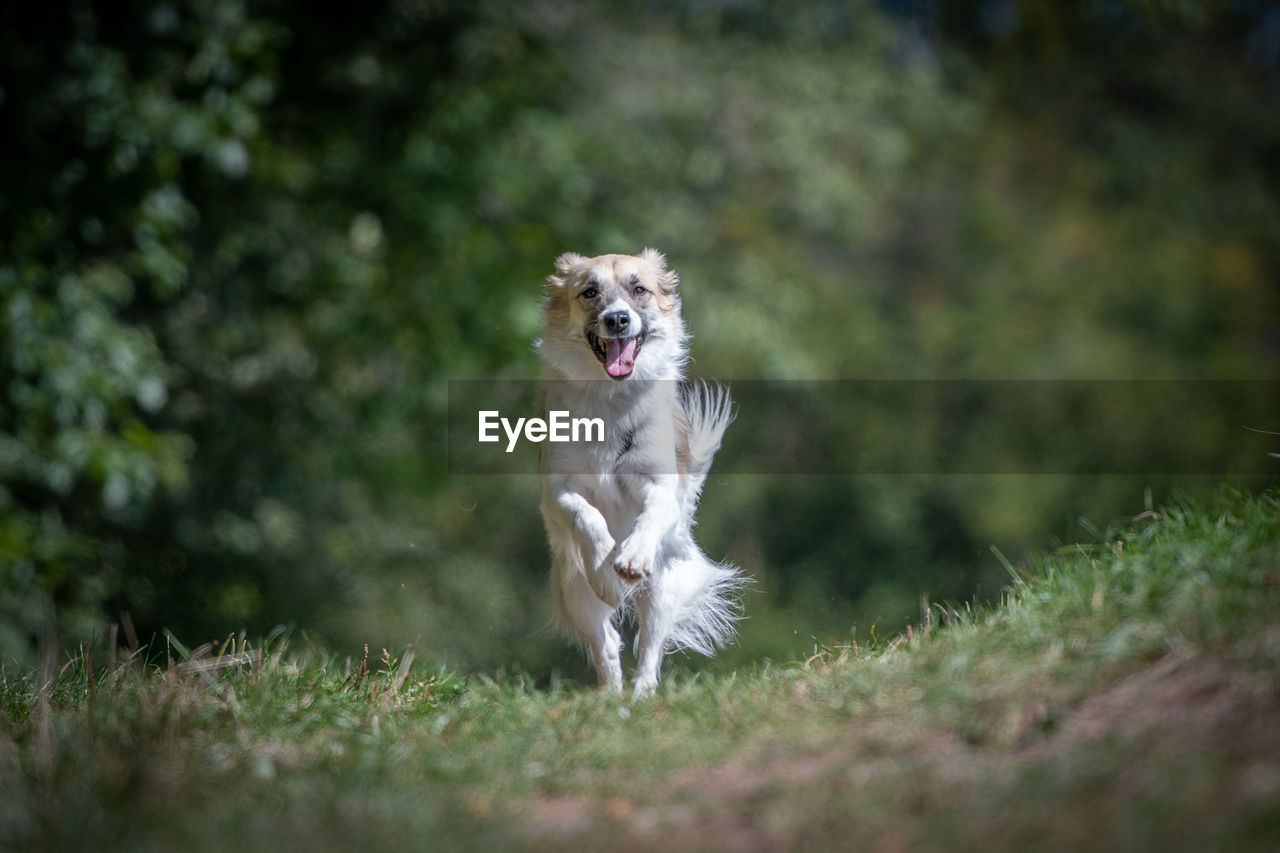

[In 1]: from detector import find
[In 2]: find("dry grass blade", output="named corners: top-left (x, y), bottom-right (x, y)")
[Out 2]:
top-left (173, 650), bottom-right (263, 675)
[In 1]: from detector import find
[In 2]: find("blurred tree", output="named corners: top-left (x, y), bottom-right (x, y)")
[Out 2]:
top-left (1, 0), bottom-right (277, 656)
top-left (1, 0), bottom-right (1276, 669)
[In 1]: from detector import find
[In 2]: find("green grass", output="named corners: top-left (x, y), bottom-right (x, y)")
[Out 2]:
top-left (3, 489), bottom-right (1279, 851)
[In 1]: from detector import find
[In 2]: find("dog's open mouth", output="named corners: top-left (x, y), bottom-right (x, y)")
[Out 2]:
top-left (587, 330), bottom-right (644, 379)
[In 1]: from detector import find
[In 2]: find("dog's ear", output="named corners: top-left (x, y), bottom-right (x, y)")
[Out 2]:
top-left (640, 247), bottom-right (679, 295)
top-left (553, 252), bottom-right (588, 278)
top-left (545, 252), bottom-right (587, 302)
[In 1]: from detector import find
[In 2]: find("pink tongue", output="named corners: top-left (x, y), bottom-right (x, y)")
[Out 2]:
top-left (604, 337), bottom-right (638, 377)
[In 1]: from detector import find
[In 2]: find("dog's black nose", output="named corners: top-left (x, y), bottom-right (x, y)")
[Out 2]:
top-left (602, 310), bottom-right (631, 335)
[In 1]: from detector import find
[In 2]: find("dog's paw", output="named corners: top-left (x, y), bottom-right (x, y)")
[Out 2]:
top-left (631, 678), bottom-right (656, 698)
top-left (613, 537), bottom-right (653, 583)
top-left (614, 556), bottom-right (650, 583)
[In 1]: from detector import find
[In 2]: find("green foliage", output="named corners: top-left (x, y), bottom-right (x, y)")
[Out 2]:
top-left (1, 1), bottom-right (1277, 667)
top-left (1, 0), bottom-right (277, 658)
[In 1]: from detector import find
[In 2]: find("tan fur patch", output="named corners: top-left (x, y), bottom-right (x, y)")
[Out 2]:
top-left (639, 247), bottom-right (681, 314)
top-left (541, 249), bottom-right (680, 323)
top-left (674, 402), bottom-right (691, 483)
top-left (541, 253), bottom-right (583, 330)
top-left (540, 284), bottom-right (572, 329)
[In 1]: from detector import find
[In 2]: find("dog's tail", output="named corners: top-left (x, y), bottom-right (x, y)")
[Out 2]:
top-left (679, 380), bottom-right (735, 516)
top-left (659, 551), bottom-right (747, 657)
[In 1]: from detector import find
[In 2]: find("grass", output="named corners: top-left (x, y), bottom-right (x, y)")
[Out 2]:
top-left (3, 488), bottom-right (1279, 851)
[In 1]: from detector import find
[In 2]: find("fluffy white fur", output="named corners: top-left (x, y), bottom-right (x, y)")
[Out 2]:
top-left (537, 249), bottom-right (743, 693)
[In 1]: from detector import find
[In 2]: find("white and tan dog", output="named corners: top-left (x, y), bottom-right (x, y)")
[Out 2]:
top-left (538, 249), bottom-right (742, 693)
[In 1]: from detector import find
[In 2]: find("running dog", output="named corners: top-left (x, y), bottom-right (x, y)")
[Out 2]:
top-left (538, 249), bottom-right (743, 694)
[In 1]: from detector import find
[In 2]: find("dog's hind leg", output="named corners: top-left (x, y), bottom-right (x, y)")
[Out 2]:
top-left (633, 550), bottom-right (744, 695)
top-left (631, 574), bottom-right (679, 695)
top-left (560, 571), bottom-right (624, 692)
top-left (632, 621), bottom-right (669, 696)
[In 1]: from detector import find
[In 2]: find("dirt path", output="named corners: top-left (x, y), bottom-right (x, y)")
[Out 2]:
top-left (515, 651), bottom-right (1280, 851)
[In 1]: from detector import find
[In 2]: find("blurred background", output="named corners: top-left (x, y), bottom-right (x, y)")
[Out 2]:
top-left (2, 0), bottom-right (1277, 678)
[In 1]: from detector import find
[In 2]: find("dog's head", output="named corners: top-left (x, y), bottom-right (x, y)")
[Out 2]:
top-left (538, 249), bottom-right (687, 381)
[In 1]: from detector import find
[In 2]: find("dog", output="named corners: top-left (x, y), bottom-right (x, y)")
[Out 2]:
top-left (537, 249), bottom-right (743, 693)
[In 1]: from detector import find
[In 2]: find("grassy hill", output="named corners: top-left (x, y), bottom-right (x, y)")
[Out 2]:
top-left (3, 489), bottom-right (1279, 851)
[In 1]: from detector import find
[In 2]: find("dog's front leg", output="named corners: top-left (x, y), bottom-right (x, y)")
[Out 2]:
top-left (543, 480), bottom-right (625, 691)
top-left (546, 483), bottom-right (618, 604)
top-left (614, 474), bottom-right (680, 583)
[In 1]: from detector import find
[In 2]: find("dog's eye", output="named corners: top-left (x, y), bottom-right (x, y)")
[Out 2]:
top-left (632, 284), bottom-right (647, 296)
top-left (580, 287), bottom-right (598, 299)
